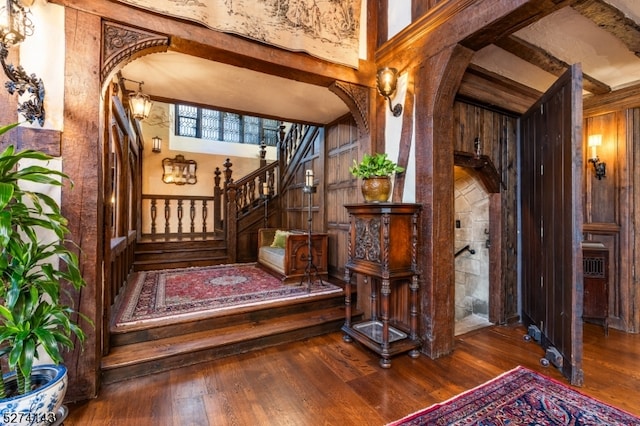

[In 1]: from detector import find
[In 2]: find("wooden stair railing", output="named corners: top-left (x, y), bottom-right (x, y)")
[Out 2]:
top-left (226, 161), bottom-right (279, 263)
top-left (280, 124), bottom-right (321, 189)
top-left (137, 123), bottom-right (317, 263)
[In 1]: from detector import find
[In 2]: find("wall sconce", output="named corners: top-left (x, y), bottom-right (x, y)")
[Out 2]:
top-left (0, 0), bottom-right (45, 126)
top-left (587, 134), bottom-right (606, 180)
top-left (162, 154), bottom-right (197, 185)
top-left (376, 67), bottom-right (402, 117)
top-left (151, 136), bottom-right (161, 153)
top-left (122, 77), bottom-right (152, 121)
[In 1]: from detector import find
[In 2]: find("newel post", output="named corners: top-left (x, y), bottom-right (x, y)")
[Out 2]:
top-left (226, 184), bottom-right (238, 263)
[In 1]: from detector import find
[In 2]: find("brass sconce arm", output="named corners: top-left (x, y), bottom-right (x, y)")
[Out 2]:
top-left (588, 157), bottom-right (606, 180)
top-left (376, 67), bottom-right (403, 117)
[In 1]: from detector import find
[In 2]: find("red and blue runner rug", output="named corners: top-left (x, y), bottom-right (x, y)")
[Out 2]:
top-left (387, 365), bottom-right (639, 426)
top-left (114, 263), bottom-right (341, 328)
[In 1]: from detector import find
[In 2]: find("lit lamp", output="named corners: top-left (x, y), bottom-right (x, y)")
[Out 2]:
top-left (587, 134), bottom-right (606, 180)
top-left (0, 0), bottom-right (45, 126)
top-left (376, 67), bottom-right (402, 117)
top-left (151, 136), bottom-right (161, 153)
top-left (128, 80), bottom-right (152, 121)
top-left (305, 169), bottom-right (314, 187)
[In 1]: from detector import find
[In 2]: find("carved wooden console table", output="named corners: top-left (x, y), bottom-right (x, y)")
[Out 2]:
top-left (342, 203), bottom-right (422, 368)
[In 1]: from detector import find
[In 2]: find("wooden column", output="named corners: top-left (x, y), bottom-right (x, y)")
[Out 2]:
top-left (414, 44), bottom-right (473, 358)
top-left (61, 9), bottom-right (103, 401)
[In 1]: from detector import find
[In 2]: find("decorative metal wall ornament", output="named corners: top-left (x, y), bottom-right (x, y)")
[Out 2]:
top-left (0, 0), bottom-right (45, 126)
top-left (162, 154), bottom-right (197, 185)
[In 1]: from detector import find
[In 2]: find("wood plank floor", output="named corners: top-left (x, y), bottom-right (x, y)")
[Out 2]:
top-left (66, 323), bottom-right (640, 425)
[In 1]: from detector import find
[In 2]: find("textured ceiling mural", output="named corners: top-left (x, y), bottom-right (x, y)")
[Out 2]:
top-left (116, 0), bottom-right (362, 67)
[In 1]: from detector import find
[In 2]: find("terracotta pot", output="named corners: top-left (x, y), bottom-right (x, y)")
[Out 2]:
top-left (361, 176), bottom-right (391, 202)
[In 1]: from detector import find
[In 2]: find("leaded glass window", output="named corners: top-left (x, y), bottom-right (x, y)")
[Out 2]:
top-left (175, 104), bottom-right (284, 145)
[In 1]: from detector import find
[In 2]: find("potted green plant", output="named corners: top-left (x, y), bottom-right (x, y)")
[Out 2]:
top-left (349, 152), bottom-right (404, 202)
top-left (0, 123), bottom-right (89, 425)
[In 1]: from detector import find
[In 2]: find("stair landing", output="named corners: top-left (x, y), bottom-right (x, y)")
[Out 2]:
top-left (103, 284), bottom-right (354, 384)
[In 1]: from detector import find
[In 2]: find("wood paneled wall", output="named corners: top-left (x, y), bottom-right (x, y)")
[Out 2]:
top-left (325, 115), bottom-right (360, 281)
top-left (281, 128), bottom-right (325, 233)
top-left (583, 111), bottom-right (635, 332)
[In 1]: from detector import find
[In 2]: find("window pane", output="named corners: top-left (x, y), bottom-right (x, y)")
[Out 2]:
top-left (201, 109), bottom-right (221, 140)
top-left (177, 105), bottom-right (198, 137)
top-left (263, 119), bottom-right (280, 146)
top-left (244, 116), bottom-right (261, 144)
top-left (223, 112), bottom-right (241, 142)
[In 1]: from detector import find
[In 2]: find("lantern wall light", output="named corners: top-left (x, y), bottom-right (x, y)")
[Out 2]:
top-left (121, 77), bottom-right (152, 121)
top-left (587, 134), bottom-right (606, 180)
top-left (376, 67), bottom-right (402, 117)
top-left (0, 0), bottom-right (45, 126)
top-left (151, 136), bottom-right (161, 153)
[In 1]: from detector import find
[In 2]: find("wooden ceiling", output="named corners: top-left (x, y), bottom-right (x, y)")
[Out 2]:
top-left (459, 0), bottom-right (640, 114)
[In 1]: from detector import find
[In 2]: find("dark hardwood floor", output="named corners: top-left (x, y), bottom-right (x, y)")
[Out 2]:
top-left (66, 323), bottom-right (640, 425)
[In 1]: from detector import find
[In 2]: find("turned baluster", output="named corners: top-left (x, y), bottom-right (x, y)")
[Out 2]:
top-left (150, 198), bottom-right (157, 235)
top-left (190, 200), bottom-right (196, 235)
top-left (202, 200), bottom-right (208, 234)
top-left (164, 199), bottom-right (171, 237)
top-left (177, 199), bottom-right (183, 237)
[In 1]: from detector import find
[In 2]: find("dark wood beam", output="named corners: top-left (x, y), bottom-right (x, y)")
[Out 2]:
top-left (572, 0), bottom-right (640, 57)
top-left (458, 64), bottom-right (542, 114)
top-left (495, 35), bottom-right (610, 95)
top-left (583, 81), bottom-right (640, 116)
top-left (460, 0), bottom-right (576, 51)
top-left (53, 0), bottom-right (373, 88)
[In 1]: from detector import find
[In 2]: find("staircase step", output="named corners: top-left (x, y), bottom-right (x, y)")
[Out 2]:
top-left (133, 239), bottom-right (229, 271)
top-left (111, 291), bottom-right (346, 346)
top-left (101, 305), bottom-right (348, 384)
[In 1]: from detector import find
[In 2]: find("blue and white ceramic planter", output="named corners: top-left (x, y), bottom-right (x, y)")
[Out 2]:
top-left (0, 365), bottom-right (67, 426)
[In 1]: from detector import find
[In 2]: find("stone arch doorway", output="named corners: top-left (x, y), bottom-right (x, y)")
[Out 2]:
top-left (454, 166), bottom-right (491, 334)
top-left (454, 152), bottom-right (503, 335)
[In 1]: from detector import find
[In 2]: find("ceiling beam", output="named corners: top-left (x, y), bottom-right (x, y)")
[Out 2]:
top-left (572, 0), bottom-right (640, 58)
top-left (458, 64), bottom-right (542, 114)
top-left (494, 35), bottom-right (610, 95)
top-left (460, 0), bottom-right (576, 51)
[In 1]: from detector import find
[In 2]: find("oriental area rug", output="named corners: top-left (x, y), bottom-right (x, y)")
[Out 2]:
top-left (114, 263), bottom-right (341, 329)
top-left (387, 366), bottom-right (640, 426)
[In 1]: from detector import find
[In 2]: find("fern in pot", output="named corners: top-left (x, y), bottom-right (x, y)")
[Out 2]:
top-left (0, 123), bottom-right (89, 425)
top-left (349, 152), bottom-right (404, 202)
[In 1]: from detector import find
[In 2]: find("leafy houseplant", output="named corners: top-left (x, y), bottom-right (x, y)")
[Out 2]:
top-left (0, 123), bottom-right (88, 413)
top-left (349, 153), bottom-right (404, 202)
top-left (349, 152), bottom-right (404, 179)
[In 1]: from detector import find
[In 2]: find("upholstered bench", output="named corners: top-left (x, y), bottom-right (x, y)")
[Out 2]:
top-left (257, 228), bottom-right (328, 283)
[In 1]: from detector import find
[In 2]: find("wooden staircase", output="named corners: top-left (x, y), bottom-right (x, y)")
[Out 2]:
top-left (133, 239), bottom-right (229, 271)
top-left (102, 285), bottom-right (355, 384)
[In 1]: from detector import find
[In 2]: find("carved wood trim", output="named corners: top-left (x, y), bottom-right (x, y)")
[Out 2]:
top-left (101, 20), bottom-right (170, 83)
top-left (329, 81), bottom-right (369, 135)
top-left (454, 151), bottom-right (502, 193)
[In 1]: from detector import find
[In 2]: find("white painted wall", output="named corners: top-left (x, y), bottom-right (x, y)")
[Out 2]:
top-left (19, 1), bottom-right (65, 131)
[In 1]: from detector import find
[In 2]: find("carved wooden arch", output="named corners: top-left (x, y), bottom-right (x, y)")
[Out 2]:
top-left (454, 151), bottom-right (502, 193)
top-left (329, 80), bottom-right (369, 135)
top-left (101, 21), bottom-right (170, 83)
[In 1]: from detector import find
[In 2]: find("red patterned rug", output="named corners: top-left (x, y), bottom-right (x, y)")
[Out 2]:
top-left (114, 263), bottom-right (341, 328)
top-left (387, 366), bottom-right (640, 426)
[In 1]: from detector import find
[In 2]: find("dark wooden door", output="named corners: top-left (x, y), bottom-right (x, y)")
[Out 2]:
top-left (520, 64), bottom-right (584, 385)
